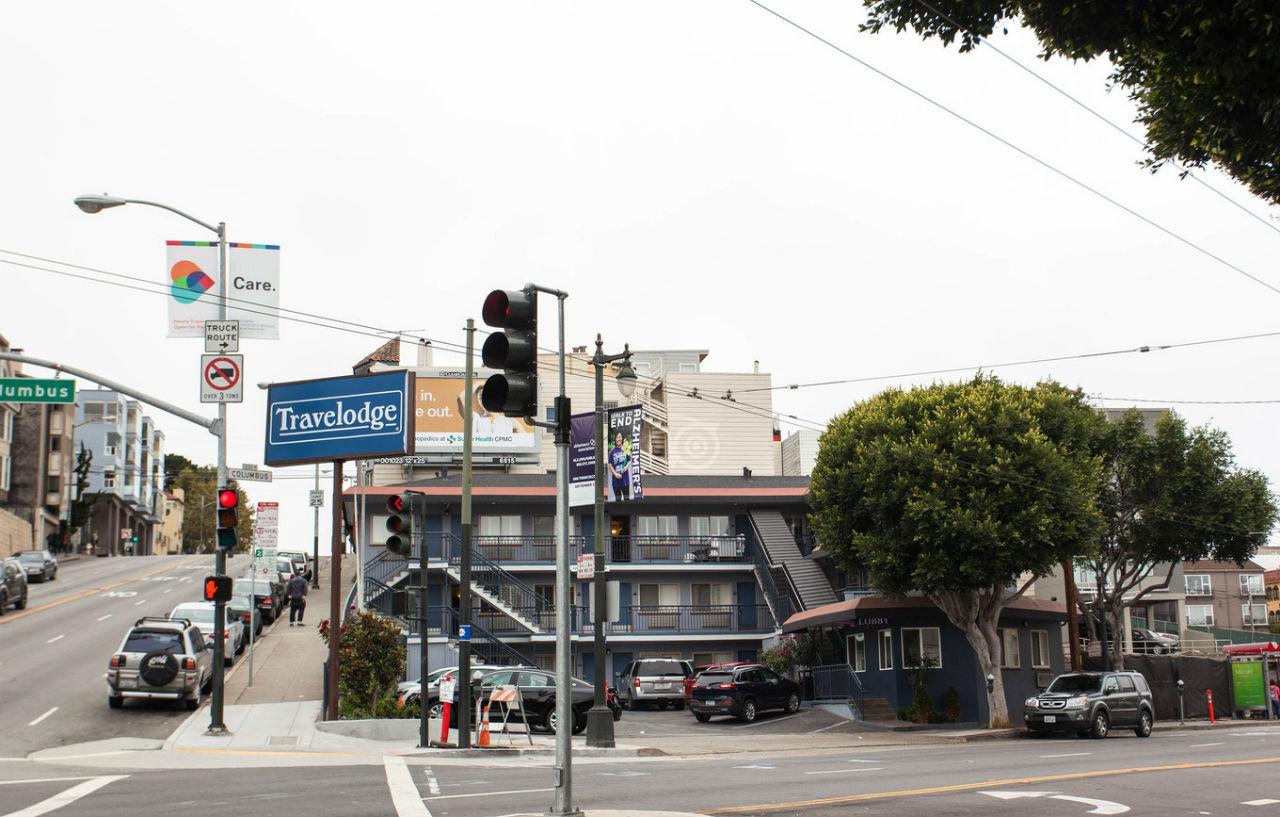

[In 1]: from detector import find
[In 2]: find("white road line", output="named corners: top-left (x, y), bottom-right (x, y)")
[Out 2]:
top-left (425, 787), bottom-right (552, 801)
top-left (733, 713), bottom-right (802, 729)
top-left (163, 589), bottom-right (173, 595)
top-left (383, 756), bottom-right (430, 817)
top-left (0, 777), bottom-right (93, 787)
top-left (804, 767), bottom-right (883, 775)
top-left (808, 720), bottom-right (851, 734)
top-left (1040, 752), bottom-right (1092, 758)
top-left (1189, 742), bottom-right (1223, 748)
top-left (422, 768), bottom-right (440, 796)
top-left (45, 635), bottom-right (63, 644)
top-left (846, 759), bottom-right (881, 763)
top-left (96, 614), bottom-right (111, 622)
top-left (134, 600), bottom-right (146, 606)
top-left (1244, 799), bottom-right (1280, 806)
top-left (0, 774), bottom-right (127, 817)
top-left (27, 708), bottom-right (57, 727)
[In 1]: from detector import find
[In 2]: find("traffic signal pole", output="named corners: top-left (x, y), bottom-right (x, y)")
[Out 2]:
top-left (457, 319), bottom-right (476, 748)
top-left (210, 223), bottom-right (229, 735)
top-left (327, 461), bottom-right (345, 721)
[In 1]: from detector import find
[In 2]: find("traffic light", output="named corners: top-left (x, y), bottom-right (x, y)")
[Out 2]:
top-left (216, 486), bottom-right (239, 550)
top-left (203, 575), bottom-right (233, 602)
top-left (385, 492), bottom-right (413, 556)
top-left (480, 288), bottom-right (538, 418)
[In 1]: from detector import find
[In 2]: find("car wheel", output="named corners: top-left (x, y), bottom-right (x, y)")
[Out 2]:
top-left (49, 570), bottom-right (55, 581)
top-left (673, 700), bottom-right (685, 711)
top-left (108, 696), bottom-right (124, 709)
top-left (1026, 729), bottom-right (1045, 738)
top-left (740, 699), bottom-right (757, 723)
top-left (695, 713), bottom-right (712, 723)
top-left (786, 693), bottom-right (801, 713)
top-left (545, 709), bottom-right (559, 733)
top-left (14, 590), bottom-right (25, 611)
top-left (658, 700), bottom-right (669, 711)
top-left (429, 702), bottom-right (444, 721)
top-left (1134, 710), bottom-right (1153, 738)
top-left (0, 590), bottom-right (7, 615)
top-left (201, 673), bottom-right (213, 694)
top-left (1089, 710), bottom-right (1110, 739)
top-left (184, 693), bottom-right (200, 711)
top-left (571, 713), bottom-right (587, 735)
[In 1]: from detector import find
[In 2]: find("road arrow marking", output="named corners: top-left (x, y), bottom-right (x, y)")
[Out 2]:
top-left (1244, 799), bottom-right (1280, 806)
top-left (1050, 794), bottom-right (1130, 814)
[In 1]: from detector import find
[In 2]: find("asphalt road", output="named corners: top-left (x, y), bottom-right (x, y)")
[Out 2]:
top-left (4, 721), bottom-right (1280, 816)
top-left (0, 553), bottom-right (255, 759)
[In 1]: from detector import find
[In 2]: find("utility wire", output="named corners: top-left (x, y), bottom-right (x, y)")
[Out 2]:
top-left (1096, 396), bottom-right (1280, 406)
top-left (908, 0), bottom-right (1280, 240)
top-left (744, 0), bottom-right (1280, 297)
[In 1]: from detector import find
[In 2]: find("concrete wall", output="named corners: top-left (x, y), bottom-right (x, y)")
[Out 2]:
top-left (0, 507), bottom-right (33, 558)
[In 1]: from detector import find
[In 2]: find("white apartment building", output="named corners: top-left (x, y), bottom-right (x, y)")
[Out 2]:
top-left (76, 390), bottom-right (166, 554)
top-left (780, 429), bottom-right (820, 477)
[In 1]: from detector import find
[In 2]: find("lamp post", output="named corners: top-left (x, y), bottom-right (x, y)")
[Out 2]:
top-left (74, 193), bottom-right (232, 736)
top-left (585, 335), bottom-right (636, 748)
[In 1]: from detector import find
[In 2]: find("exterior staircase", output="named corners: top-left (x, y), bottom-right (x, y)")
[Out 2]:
top-left (749, 509), bottom-right (838, 611)
top-left (445, 547), bottom-right (554, 633)
top-left (859, 697), bottom-right (896, 721)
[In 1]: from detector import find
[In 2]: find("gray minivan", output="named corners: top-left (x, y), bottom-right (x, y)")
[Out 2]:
top-left (617, 658), bottom-right (693, 710)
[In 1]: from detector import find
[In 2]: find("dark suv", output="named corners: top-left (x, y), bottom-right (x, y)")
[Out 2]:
top-left (0, 558), bottom-right (28, 615)
top-left (1025, 671), bottom-right (1154, 739)
top-left (689, 663), bottom-right (801, 723)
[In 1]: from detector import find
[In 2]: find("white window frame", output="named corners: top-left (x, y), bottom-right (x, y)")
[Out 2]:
top-left (901, 627), bottom-right (943, 668)
top-left (1184, 574), bottom-right (1212, 596)
top-left (689, 515), bottom-right (731, 538)
top-left (1031, 630), bottom-right (1050, 669)
top-left (877, 629), bottom-right (893, 671)
top-left (638, 583), bottom-right (679, 608)
top-left (1243, 603), bottom-right (1268, 626)
top-left (0, 454), bottom-right (9, 492)
top-left (637, 515), bottom-right (678, 538)
top-left (849, 633), bottom-right (867, 673)
top-left (1239, 574), bottom-right (1265, 596)
top-left (1186, 604), bottom-right (1215, 627)
top-left (0, 409), bottom-right (11, 441)
top-left (999, 628), bottom-right (1021, 669)
top-left (479, 514), bottom-right (521, 539)
top-left (691, 582), bottom-right (731, 606)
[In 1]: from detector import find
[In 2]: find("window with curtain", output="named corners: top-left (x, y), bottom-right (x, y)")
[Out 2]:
top-left (1031, 631), bottom-right (1050, 669)
top-left (999, 628), bottom-right (1020, 668)
top-left (901, 627), bottom-right (942, 668)
top-left (878, 629), bottom-right (893, 670)
top-left (850, 633), bottom-right (866, 673)
top-left (638, 583), bottom-right (679, 629)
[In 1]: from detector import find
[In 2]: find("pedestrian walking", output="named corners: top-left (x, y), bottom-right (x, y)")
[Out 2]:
top-left (287, 571), bottom-right (308, 625)
top-left (1270, 679), bottom-right (1279, 719)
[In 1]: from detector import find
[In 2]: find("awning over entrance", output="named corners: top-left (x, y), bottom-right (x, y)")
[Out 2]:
top-left (782, 595), bottom-right (1068, 633)
top-left (1222, 642), bottom-right (1280, 656)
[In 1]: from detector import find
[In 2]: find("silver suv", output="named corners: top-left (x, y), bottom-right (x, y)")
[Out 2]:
top-left (106, 616), bottom-right (213, 710)
top-left (618, 659), bottom-right (693, 710)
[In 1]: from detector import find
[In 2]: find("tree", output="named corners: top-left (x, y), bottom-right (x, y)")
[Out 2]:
top-left (163, 453), bottom-right (195, 491)
top-left (67, 443), bottom-right (95, 545)
top-left (1082, 410), bottom-right (1276, 669)
top-left (169, 459), bottom-right (254, 554)
top-left (810, 375), bottom-right (1104, 726)
top-left (860, 1), bottom-right (1280, 205)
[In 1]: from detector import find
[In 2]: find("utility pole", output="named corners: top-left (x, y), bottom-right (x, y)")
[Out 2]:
top-left (312, 464), bottom-right (321, 588)
top-left (458, 319), bottom-right (475, 748)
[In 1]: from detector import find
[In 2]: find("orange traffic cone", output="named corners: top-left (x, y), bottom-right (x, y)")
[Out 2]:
top-left (478, 702), bottom-right (492, 747)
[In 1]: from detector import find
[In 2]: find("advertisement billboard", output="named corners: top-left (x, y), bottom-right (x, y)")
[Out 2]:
top-left (167, 240), bottom-right (280, 338)
top-left (264, 370), bottom-right (415, 466)
top-left (413, 372), bottom-right (539, 453)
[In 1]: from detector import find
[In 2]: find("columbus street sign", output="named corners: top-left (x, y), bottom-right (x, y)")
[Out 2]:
top-left (0, 378), bottom-right (75, 404)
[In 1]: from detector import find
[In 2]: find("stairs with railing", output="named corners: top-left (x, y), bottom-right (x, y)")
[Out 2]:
top-left (445, 546), bottom-right (554, 633)
top-left (749, 509), bottom-right (837, 611)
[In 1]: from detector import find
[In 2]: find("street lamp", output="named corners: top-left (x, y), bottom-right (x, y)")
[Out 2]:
top-left (74, 192), bottom-right (232, 736)
top-left (585, 334), bottom-right (634, 748)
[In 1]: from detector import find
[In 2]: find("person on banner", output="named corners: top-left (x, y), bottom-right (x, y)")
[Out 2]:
top-left (459, 386), bottom-right (514, 439)
top-left (287, 570), bottom-right (309, 626)
top-left (608, 430), bottom-right (632, 501)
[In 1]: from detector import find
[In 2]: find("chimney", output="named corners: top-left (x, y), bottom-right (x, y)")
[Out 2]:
top-left (417, 339), bottom-right (433, 367)
top-left (753, 360), bottom-right (760, 374)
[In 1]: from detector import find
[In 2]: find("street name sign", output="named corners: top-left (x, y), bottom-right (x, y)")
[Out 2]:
top-left (229, 467), bottom-right (272, 482)
top-left (200, 354), bottom-right (244, 403)
top-left (0, 378), bottom-right (75, 404)
top-left (263, 370), bottom-right (416, 466)
top-left (204, 320), bottom-right (240, 353)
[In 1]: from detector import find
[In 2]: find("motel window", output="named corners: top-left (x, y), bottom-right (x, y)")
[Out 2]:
top-left (849, 633), bottom-right (866, 673)
top-left (877, 629), bottom-right (893, 671)
top-left (636, 515), bottom-right (678, 538)
top-left (638, 583), bottom-right (679, 608)
top-left (689, 516), bottom-right (731, 539)
top-left (692, 652), bottom-right (734, 667)
top-left (1031, 631), bottom-right (1051, 669)
top-left (1186, 605), bottom-right (1215, 628)
top-left (478, 515), bottom-right (520, 540)
top-left (901, 627), bottom-right (942, 668)
top-left (999, 628), bottom-right (1021, 669)
top-left (691, 583), bottom-right (732, 607)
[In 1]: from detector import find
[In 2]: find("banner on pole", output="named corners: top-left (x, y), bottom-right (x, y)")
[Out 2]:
top-left (605, 405), bottom-right (643, 502)
top-left (568, 412), bottom-right (596, 508)
top-left (166, 240), bottom-right (280, 338)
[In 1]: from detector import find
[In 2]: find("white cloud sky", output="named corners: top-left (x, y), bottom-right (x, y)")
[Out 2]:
top-left (3, 1), bottom-right (1278, 545)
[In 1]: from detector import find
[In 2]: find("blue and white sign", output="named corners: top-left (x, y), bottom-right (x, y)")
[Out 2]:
top-left (458, 625), bottom-right (472, 642)
top-left (264, 370), bottom-right (416, 466)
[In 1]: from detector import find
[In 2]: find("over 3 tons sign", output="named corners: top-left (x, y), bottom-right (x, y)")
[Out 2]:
top-left (263, 370), bottom-right (416, 466)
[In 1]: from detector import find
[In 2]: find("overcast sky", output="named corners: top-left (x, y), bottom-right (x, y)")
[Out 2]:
top-left (3, 1), bottom-right (1278, 546)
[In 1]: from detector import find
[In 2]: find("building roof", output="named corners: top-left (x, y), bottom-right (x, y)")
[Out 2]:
top-left (346, 473), bottom-right (810, 501)
top-left (1182, 558), bottom-right (1267, 572)
top-left (781, 595), bottom-right (1068, 632)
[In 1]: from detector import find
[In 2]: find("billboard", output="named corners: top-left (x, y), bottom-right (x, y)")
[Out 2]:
top-left (167, 240), bottom-right (280, 338)
top-left (264, 370), bottom-right (415, 466)
top-left (414, 372), bottom-right (539, 453)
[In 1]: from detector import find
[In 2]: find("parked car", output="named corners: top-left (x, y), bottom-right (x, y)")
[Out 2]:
top-left (228, 594), bottom-right (263, 638)
top-left (1131, 628), bottom-right (1180, 655)
top-left (0, 558), bottom-right (28, 614)
top-left (277, 551), bottom-right (308, 576)
top-left (617, 659), bottom-right (693, 710)
top-left (685, 661), bottom-right (751, 701)
top-left (106, 616), bottom-right (213, 710)
top-left (170, 602), bottom-right (245, 663)
top-left (400, 663), bottom-right (529, 719)
top-left (1025, 670), bottom-right (1154, 739)
top-left (15, 550), bottom-right (57, 582)
top-left (235, 574), bottom-right (284, 621)
top-left (463, 668), bottom-right (595, 734)
top-left (689, 663), bottom-right (801, 723)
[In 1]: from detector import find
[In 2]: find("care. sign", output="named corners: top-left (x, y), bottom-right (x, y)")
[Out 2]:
top-left (263, 370), bottom-right (416, 466)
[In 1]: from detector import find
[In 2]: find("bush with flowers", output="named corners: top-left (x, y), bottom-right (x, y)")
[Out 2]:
top-left (318, 610), bottom-right (406, 719)
top-left (760, 633), bottom-right (817, 677)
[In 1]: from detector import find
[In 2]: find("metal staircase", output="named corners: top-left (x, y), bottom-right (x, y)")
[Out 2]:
top-left (445, 546), bottom-right (554, 633)
top-left (749, 509), bottom-right (838, 611)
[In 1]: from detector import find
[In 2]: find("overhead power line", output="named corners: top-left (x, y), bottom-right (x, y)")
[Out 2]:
top-left (743, 0), bottom-right (1280, 298)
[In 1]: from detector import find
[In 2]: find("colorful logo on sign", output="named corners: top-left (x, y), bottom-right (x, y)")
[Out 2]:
top-left (170, 259), bottom-right (216, 304)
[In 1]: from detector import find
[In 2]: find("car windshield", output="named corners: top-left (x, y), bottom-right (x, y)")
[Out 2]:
top-left (696, 672), bottom-right (733, 687)
top-left (17, 553), bottom-right (43, 562)
top-left (173, 607), bottom-right (215, 624)
top-left (229, 595), bottom-right (253, 609)
top-left (233, 580), bottom-right (266, 595)
top-left (1047, 674), bottom-right (1103, 693)
top-left (124, 630), bottom-right (185, 654)
top-left (636, 661), bottom-right (687, 677)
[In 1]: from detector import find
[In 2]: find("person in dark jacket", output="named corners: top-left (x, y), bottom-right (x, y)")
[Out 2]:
top-left (287, 572), bottom-right (309, 625)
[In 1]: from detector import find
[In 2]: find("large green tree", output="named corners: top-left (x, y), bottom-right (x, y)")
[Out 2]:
top-left (1083, 410), bottom-right (1276, 669)
top-left (810, 376), bottom-right (1104, 725)
top-left (166, 456), bottom-right (255, 554)
top-left (860, 1), bottom-right (1280, 205)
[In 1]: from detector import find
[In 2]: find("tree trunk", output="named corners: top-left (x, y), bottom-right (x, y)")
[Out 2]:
top-left (932, 593), bottom-right (1010, 727)
top-left (1107, 604), bottom-right (1126, 672)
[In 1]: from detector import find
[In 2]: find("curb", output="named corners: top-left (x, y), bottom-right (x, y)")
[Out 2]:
top-left (398, 746), bottom-right (667, 758)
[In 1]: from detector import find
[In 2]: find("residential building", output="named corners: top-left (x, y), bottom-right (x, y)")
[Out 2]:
top-left (1034, 561), bottom-right (1187, 652)
top-left (1181, 559), bottom-right (1270, 636)
top-left (6, 399), bottom-right (75, 552)
top-left (1265, 569), bottom-right (1280, 631)
top-left (158, 487), bottom-right (185, 555)
top-left (780, 430), bottom-right (820, 477)
top-left (76, 390), bottom-right (166, 554)
top-left (0, 334), bottom-right (16, 511)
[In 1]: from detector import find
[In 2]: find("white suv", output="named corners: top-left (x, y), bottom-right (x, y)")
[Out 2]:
top-left (107, 617), bottom-right (212, 710)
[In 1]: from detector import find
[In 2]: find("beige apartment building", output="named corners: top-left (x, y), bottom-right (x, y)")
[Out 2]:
top-left (158, 487), bottom-right (185, 554)
top-left (1181, 558), bottom-right (1269, 634)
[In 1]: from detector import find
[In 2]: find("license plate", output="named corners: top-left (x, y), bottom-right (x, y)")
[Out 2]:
top-left (653, 682), bottom-right (671, 690)
top-left (1043, 715), bottom-right (1056, 723)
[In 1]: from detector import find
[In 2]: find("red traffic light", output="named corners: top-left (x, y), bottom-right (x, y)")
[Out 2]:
top-left (218, 488), bottom-right (238, 509)
top-left (481, 289), bottom-right (535, 329)
top-left (387, 494), bottom-right (406, 513)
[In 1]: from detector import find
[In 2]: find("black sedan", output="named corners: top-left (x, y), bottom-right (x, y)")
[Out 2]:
top-left (16, 550), bottom-right (57, 583)
top-left (458, 668), bottom-right (596, 734)
top-left (689, 663), bottom-right (801, 723)
top-left (232, 577), bottom-right (281, 623)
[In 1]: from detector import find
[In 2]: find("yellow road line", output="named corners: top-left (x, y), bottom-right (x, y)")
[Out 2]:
top-left (0, 556), bottom-right (205, 625)
top-left (704, 756), bottom-right (1280, 814)
top-left (175, 748), bottom-right (359, 757)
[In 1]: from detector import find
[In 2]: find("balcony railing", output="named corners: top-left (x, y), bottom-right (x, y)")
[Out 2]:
top-left (573, 604), bottom-right (775, 634)
top-left (429, 532), bottom-right (750, 566)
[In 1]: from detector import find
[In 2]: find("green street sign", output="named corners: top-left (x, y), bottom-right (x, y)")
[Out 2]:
top-left (0, 378), bottom-right (75, 404)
